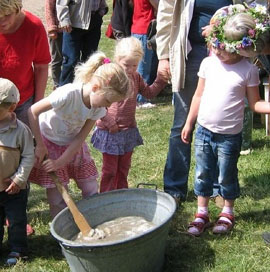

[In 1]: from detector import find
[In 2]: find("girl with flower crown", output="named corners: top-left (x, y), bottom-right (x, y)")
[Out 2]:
top-left (91, 37), bottom-right (167, 192)
top-left (181, 4), bottom-right (270, 236)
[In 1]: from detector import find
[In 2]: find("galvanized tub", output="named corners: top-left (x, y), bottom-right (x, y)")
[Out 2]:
top-left (50, 188), bottom-right (176, 272)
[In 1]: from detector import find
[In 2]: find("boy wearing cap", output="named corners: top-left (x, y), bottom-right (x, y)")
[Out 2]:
top-left (0, 78), bottom-right (34, 265)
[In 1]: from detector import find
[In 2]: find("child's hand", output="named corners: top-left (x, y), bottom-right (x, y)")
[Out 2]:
top-left (109, 124), bottom-right (119, 133)
top-left (181, 124), bottom-right (192, 144)
top-left (4, 179), bottom-right (20, 195)
top-left (35, 144), bottom-right (48, 166)
top-left (48, 30), bottom-right (58, 40)
top-left (42, 159), bottom-right (60, 173)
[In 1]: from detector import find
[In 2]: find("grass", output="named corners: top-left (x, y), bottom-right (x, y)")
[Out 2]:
top-left (1, 1), bottom-right (270, 271)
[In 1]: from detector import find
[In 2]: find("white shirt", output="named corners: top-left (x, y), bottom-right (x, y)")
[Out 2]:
top-left (197, 55), bottom-right (260, 134)
top-left (40, 83), bottom-right (106, 145)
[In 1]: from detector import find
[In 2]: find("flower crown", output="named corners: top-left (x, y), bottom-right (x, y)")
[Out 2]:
top-left (207, 3), bottom-right (270, 55)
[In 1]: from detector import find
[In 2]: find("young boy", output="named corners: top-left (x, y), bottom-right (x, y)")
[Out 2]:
top-left (0, 78), bottom-right (35, 265)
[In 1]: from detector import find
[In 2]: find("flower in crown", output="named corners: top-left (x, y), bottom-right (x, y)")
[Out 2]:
top-left (206, 3), bottom-right (270, 55)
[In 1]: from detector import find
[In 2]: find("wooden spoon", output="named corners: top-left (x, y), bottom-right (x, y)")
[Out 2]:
top-left (49, 171), bottom-right (92, 236)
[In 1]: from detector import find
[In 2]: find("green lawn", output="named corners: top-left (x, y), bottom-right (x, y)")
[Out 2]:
top-left (1, 1), bottom-right (270, 271)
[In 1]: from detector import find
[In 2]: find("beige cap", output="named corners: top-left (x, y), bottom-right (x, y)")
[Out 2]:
top-left (0, 78), bottom-right (20, 104)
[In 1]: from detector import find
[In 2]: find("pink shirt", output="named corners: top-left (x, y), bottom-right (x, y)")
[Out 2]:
top-left (96, 72), bottom-right (166, 130)
top-left (197, 55), bottom-right (260, 134)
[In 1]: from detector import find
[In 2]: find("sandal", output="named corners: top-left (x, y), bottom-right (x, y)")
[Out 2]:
top-left (212, 213), bottom-right (235, 234)
top-left (187, 213), bottom-right (211, 236)
top-left (6, 252), bottom-right (28, 266)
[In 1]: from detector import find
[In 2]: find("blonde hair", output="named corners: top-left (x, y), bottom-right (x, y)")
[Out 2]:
top-left (224, 13), bottom-right (255, 41)
top-left (114, 37), bottom-right (144, 62)
top-left (74, 52), bottom-right (129, 98)
top-left (0, 0), bottom-right (22, 17)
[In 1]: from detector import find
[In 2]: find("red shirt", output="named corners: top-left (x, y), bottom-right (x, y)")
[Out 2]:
top-left (131, 0), bottom-right (155, 35)
top-left (0, 11), bottom-right (51, 105)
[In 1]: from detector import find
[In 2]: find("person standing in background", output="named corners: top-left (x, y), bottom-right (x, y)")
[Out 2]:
top-left (132, 0), bottom-right (159, 108)
top-left (0, 0), bottom-right (51, 127)
top-left (56, 0), bottom-right (108, 85)
top-left (45, 0), bottom-right (63, 90)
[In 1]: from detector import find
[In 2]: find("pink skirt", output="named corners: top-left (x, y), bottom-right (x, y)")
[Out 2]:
top-left (29, 137), bottom-right (98, 188)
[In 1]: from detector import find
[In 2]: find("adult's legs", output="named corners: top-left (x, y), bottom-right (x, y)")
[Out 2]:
top-left (163, 44), bottom-right (207, 200)
top-left (59, 29), bottom-right (82, 85)
top-left (132, 33), bottom-right (157, 103)
top-left (49, 34), bottom-right (63, 89)
top-left (81, 13), bottom-right (103, 62)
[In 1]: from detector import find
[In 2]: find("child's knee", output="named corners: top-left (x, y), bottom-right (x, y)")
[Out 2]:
top-left (76, 179), bottom-right (98, 198)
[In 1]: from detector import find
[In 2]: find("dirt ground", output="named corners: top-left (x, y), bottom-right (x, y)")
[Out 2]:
top-left (22, 0), bottom-right (45, 24)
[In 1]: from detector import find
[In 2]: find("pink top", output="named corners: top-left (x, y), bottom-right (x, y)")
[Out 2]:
top-left (96, 72), bottom-right (167, 130)
top-left (197, 54), bottom-right (260, 134)
top-left (45, 0), bottom-right (60, 32)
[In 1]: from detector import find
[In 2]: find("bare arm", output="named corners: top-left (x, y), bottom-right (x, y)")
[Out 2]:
top-left (33, 63), bottom-right (49, 103)
top-left (181, 78), bottom-right (205, 144)
top-left (247, 85), bottom-right (270, 113)
top-left (42, 119), bottom-right (96, 172)
top-left (28, 97), bottom-right (52, 164)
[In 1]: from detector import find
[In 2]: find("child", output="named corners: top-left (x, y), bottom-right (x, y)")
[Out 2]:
top-left (181, 4), bottom-right (270, 236)
top-left (0, 78), bottom-right (35, 265)
top-left (91, 37), bottom-right (167, 192)
top-left (28, 52), bottom-right (129, 219)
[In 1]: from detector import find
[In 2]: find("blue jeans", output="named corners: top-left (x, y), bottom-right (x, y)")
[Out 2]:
top-left (163, 43), bottom-right (214, 200)
top-left (60, 13), bottom-right (103, 85)
top-left (15, 96), bottom-right (34, 128)
top-left (194, 125), bottom-right (241, 200)
top-left (132, 33), bottom-right (158, 103)
top-left (0, 189), bottom-right (28, 254)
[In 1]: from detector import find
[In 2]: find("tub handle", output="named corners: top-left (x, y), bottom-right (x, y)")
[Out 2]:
top-left (137, 183), bottom-right (158, 190)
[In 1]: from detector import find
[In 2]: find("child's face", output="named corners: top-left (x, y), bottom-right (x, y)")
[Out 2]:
top-left (0, 104), bottom-right (13, 121)
top-left (90, 90), bottom-right (123, 108)
top-left (212, 48), bottom-right (242, 64)
top-left (0, 10), bottom-right (17, 34)
top-left (117, 57), bottom-right (139, 77)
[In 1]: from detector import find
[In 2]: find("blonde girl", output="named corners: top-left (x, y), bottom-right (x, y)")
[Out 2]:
top-left (28, 52), bottom-right (129, 218)
top-left (91, 37), bottom-right (167, 192)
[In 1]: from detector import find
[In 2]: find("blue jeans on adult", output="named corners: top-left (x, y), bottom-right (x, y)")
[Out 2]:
top-left (60, 13), bottom-right (102, 85)
top-left (163, 43), bottom-right (219, 201)
top-left (0, 189), bottom-right (28, 254)
top-left (132, 33), bottom-right (158, 103)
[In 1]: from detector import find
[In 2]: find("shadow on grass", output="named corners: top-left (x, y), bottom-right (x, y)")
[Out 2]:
top-left (241, 172), bottom-right (270, 200)
top-left (236, 209), bottom-right (270, 225)
top-left (163, 208), bottom-right (215, 272)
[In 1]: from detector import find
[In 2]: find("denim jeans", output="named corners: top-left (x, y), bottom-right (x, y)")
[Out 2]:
top-left (132, 33), bottom-right (158, 103)
top-left (0, 189), bottom-right (28, 254)
top-left (14, 96), bottom-right (34, 128)
top-left (60, 13), bottom-right (103, 85)
top-left (163, 43), bottom-right (210, 200)
top-left (194, 125), bottom-right (241, 200)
